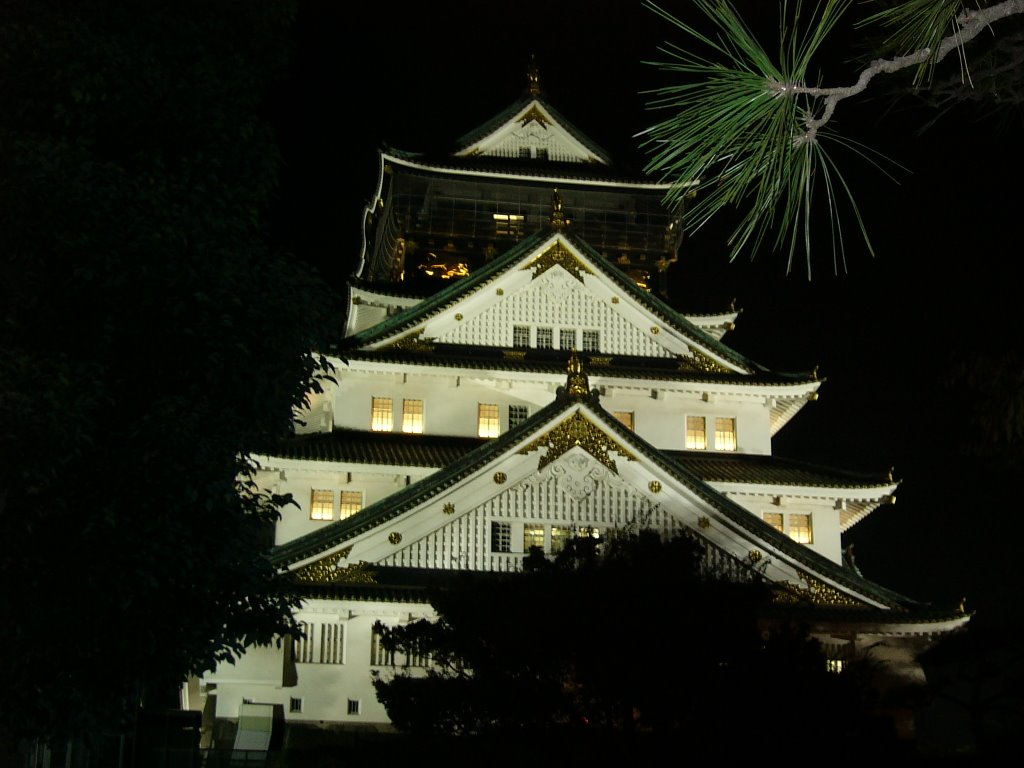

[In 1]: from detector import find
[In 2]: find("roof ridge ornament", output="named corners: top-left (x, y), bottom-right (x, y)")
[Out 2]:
top-left (550, 188), bottom-right (569, 229)
top-left (565, 349), bottom-right (591, 399)
top-left (528, 55), bottom-right (541, 96)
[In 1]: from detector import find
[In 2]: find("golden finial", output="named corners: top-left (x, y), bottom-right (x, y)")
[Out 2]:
top-left (528, 55), bottom-right (541, 96)
top-left (565, 350), bottom-right (589, 398)
top-left (887, 466), bottom-right (894, 482)
top-left (550, 188), bottom-right (569, 229)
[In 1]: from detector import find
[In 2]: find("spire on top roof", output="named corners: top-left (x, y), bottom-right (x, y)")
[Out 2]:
top-left (550, 189), bottom-right (570, 229)
top-left (565, 350), bottom-right (590, 399)
top-left (528, 55), bottom-right (541, 96)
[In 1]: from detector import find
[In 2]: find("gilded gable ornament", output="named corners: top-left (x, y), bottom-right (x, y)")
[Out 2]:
top-left (292, 547), bottom-right (382, 586)
top-left (771, 571), bottom-right (868, 609)
top-left (518, 411), bottom-right (635, 473)
top-left (385, 329), bottom-right (436, 353)
top-left (677, 349), bottom-right (730, 374)
top-left (523, 240), bottom-right (592, 283)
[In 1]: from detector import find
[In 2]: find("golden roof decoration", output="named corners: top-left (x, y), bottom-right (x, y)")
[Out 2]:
top-left (565, 350), bottom-right (590, 399)
top-left (550, 189), bottom-right (569, 230)
top-left (522, 240), bottom-right (592, 283)
top-left (527, 55), bottom-right (541, 96)
top-left (291, 547), bottom-right (382, 586)
top-left (771, 571), bottom-right (869, 609)
top-left (518, 411), bottom-right (635, 473)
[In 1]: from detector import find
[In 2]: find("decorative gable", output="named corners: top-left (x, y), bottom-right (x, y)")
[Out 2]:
top-left (455, 99), bottom-right (607, 164)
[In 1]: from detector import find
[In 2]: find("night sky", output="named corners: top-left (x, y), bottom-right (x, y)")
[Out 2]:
top-left (271, 1), bottom-right (1024, 624)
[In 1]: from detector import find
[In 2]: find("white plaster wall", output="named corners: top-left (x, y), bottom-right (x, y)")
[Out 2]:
top-left (724, 492), bottom-right (843, 564)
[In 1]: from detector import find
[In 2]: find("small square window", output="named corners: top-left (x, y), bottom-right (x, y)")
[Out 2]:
top-left (763, 512), bottom-right (784, 532)
top-left (371, 396), bottom-right (393, 432)
top-left (402, 399), bottom-right (424, 434)
top-left (513, 325), bottom-right (530, 348)
top-left (347, 699), bottom-right (361, 716)
top-left (339, 491), bottom-right (362, 519)
top-left (582, 330), bottom-right (600, 352)
top-left (508, 405), bottom-right (529, 429)
top-left (494, 213), bottom-right (525, 236)
top-left (310, 490), bottom-right (333, 521)
top-left (559, 329), bottom-right (576, 350)
top-left (613, 411), bottom-right (634, 430)
top-left (685, 416), bottom-right (707, 450)
top-left (536, 327), bottom-right (553, 349)
top-left (478, 403), bottom-right (500, 438)
top-left (491, 521), bottom-right (511, 553)
top-left (289, 697), bottom-right (303, 713)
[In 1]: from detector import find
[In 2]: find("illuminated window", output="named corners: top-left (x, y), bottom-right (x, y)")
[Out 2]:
top-left (714, 417), bottom-right (737, 451)
top-left (763, 512), bottom-right (784, 532)
top-left (294, 621), bottom-right (344, 664)
top-left (513, 325), bottom-right (530, 348)
top-left (310, 490), bottom-right (333, 521)
top-left (826, 659), bottom-right (846, 674)
top-left (559, 329), bottom-right (576, 350)
top-left (339, 491), bottom-right (362, 519)
top-left (789, 514), bottom-right (813, 544)
top-left (613, 411), bottom-right (634, 430)
top-left (494, 213), bottom-right (525, 236)
top-left (685, 416), bottom-right (707, 449)
top-left (582, 330), bottom-right (600, 352)
top-left (550, 526), bottom-right (569, 554)
top-left (523, 525), bottom-right (545, 552)
top-left (509, 405), bottom-right (529, 429)
top-left (402, 399), bottom-right (424, 434)
top-left (347, 699), bottom-right (361, 716)
top-left (289, 697), bottom-right (303, 713)
top-left (491, 521), bottom-right (511, 553)
top-left (536, 327), bottom-right (553, 349)
top-left (370, 396), bottom-right (393, 432)
top-left (478, 403), bottom-right (500, 438)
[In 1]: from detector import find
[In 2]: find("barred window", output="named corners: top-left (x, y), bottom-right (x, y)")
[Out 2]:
top-left (347, 699), bottom-right (361, 716)
top-left (370, 625), bottom-right (395, 666)
top-left (402, 399), bottom-right (424, 434)
top-left (513, 325), bottom-right (530, 348)
top-left (536, 327), bottom-right (553, 349)
top-left (523, 525), bottom-right (545, 552)
top-left (371, 396), bottom-right (393, 432)
top-left (559, 328), bottom-right (576, 350)
top-left (714, 417), bottom-right (737, 451)
top-left (491, 521), bottom-right (511, 553)
top-left (294, 621), bottom-right (344, 664)
top-left (582, 330), bottom-right (600, 352)
top-left (289, 697), bottom-right (303, 713)
top-left (550, 526), bottom-right (570, 554)
top-left (685, 416), bottom-right (707, 450)
top-left (339, 491), bottom-right (362, 519)
top-left (789, 514), bottom-right (813, 544)
top-left (508, 405), bottom-right (529, 429)
top-left (478, 403), bottom-right (500, 438)
top-left (309, 490), bottom-right (333, 521)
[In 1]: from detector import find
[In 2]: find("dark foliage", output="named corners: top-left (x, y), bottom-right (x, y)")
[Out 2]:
top-left (0, 0), bottom-right (338, 742)
top-left (372, 530), bottom-right (891, 754)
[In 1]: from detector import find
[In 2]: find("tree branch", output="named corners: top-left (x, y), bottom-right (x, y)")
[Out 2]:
top-left (780, 0), bottom-right (1024, 144)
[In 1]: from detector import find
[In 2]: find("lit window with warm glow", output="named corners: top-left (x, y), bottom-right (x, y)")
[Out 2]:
top-left (582, 330), bottom-right (600, 352)
top-left (513, 326), bottom-right (530, 348)
top-left (371, 397), bottom-right (393, 432)
top-left (551, 526), bottom-right (569, 554)
top-left (789, 513), bottom-right (813, 544)
top-left (494, 213), bottom-right (525, 236)
top-left (402, 399), bottom-right (424, 433)
top-left (685, 416), bottom-right (707, 450)
top-left (826, 659), bottom-right (846, 674)
top-left (714, 417), bottom-right (737, 451)
top-left (339, 491), bottom-right (362, 519)
top-left (508, 405), bottom-right (529, 429)
top-left (310, 490), bottom-right (333, 521)
top-left (613, 411), bottom-right (634, 430)
top-left (763, 512), bottom-right (784, 532)
top-left (523, 525), bottom-right (545, 552)
top-left (559, 329), bottom-right (576, 350)
top-left (478, 403), bottom-right (500, 438)
top-left (536, 327), bottom-right (553, 349)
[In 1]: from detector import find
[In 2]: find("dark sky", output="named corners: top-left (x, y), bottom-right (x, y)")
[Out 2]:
top-left (273, 1), bottom-right (1024, 621)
